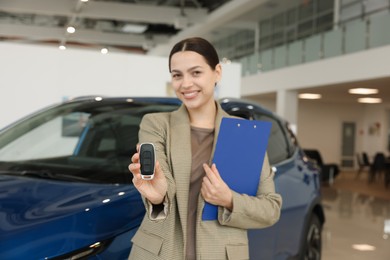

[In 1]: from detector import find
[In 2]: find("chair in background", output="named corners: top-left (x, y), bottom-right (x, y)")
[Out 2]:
top-left (385, 158), bottom-right (390, 188)
top-left (356, 152), bottom-right (371, 178)
top-left (368, 152), bottom-right (386, 183)
top-left (303, 149), bottom-right (340, 185)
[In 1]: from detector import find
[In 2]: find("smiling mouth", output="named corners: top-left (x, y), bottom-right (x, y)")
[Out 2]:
top-left (182, 91), bottom-right (199, 98)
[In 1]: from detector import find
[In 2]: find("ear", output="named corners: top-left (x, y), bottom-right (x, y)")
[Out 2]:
top-left (214, 63), bottom-right (222, 82)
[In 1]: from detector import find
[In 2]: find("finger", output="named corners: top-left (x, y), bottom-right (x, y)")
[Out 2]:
top-left (201, 178), bottom-right (217, 204)
top-left (203, 163), bottom-right (219, 184)
top-left (153, 161), bottom-right (162, 179)
top-left (131, 152), bottom-right (139, 163)
top-left (210, 163), bottom-right (222, 180)
top-left (201, 180), bottom-right (211, 200)
top-left (132, 173), bottom-right (143, 187)
top-left (200, 185), bottom-right (208, 200)
top-left (128, 161), bottom-right (140, 175)
top-left (202, 175), bottom-right (212, 189)
top-left (155, 160), bottom-right (161, 173)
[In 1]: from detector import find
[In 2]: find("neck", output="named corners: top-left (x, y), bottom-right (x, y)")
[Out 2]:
top-left (188, 101), bottom-right (216, 129)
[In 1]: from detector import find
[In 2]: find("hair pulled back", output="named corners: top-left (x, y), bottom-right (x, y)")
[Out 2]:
top-left (168, 37), bottom-right (220, 72)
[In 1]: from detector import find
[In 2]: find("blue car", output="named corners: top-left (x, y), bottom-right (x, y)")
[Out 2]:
top-left (0, 97), bottom-right (324, 260)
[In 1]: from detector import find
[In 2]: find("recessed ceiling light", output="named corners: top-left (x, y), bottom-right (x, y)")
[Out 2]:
top-left (101, 48), bottom-right (108, 54)
top-left (58, 45), bottom-right (66, 50)
top-left (66, 26), bottom-right (76, 34)
top-left (352, 244), bottom-right (376, 251)
top-left (122, 24), bottom-right (147, 34)
top-left (299, 93), bottom-right (322, 99)
top-left (349, 88), bottom-right (379, 95)
top-left (358, 97), bottom-right (382, 103)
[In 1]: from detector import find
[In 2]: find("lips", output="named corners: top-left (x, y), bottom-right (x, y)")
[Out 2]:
top-left (182, 90), bottom-right (200, 99)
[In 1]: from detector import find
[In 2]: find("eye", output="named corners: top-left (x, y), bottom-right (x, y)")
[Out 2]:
top-left (171, 73), bottom-right (182, 80)
top-left (192, 70), bottom-right (202, 76)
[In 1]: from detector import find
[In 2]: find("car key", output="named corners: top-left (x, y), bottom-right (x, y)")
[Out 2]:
top-left (139, 143), bottom-right (155, 180)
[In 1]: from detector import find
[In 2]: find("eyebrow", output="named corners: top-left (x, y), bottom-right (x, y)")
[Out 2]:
top-left (171, 65), bottom-right (203, 73)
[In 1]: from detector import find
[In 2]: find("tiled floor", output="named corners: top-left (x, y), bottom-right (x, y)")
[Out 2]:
top-left (321, 171), bottom-right (390, 260)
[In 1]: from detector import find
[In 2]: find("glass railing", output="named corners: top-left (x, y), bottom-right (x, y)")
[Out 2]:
top-left (239, 12), bottom-right (390, 76)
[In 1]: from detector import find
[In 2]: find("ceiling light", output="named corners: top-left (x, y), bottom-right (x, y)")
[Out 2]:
top-left (67, 26), bottom-right (76, 34)
top-left (59, 45), bottom-right (66, 50)
top-left (100, 48), bottom-right (108, 54)
top-left (299, 93), bottom-right (322, 99)
top-left (358, 97), bottom-right (382, 103)
top-left (80, 0), bottom-right (89, 2)
top-left (122, 24), bottom-right (147, 34)
top-left (349, 88), bottom-right (379, 95)
top-left (352, 244), bottom-right (376, 251)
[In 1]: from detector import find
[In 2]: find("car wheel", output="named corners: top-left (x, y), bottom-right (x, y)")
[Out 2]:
top-left (303, 214), bottom-right (322, 260)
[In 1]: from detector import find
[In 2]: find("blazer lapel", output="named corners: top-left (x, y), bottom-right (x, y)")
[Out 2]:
top-left (170, 105), bottom-right (192, 231)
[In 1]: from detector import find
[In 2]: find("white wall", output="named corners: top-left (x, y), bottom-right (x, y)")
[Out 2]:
top-left (0, 42), bottom-right (241, 128)
top-left (300, 101), bottom-right (390, 165)
top-left (246, 96), bottom-right (390, 167)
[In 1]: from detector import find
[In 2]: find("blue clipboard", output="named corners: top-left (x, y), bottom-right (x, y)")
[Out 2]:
top-left (202, 117), bottom-right (272, 221)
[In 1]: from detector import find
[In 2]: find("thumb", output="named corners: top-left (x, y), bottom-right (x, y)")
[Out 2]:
top-left (155, 160), bottom-right (162, 176)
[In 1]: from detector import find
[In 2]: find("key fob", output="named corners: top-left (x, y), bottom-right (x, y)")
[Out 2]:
top-left (139, 143), bottom-right (155, 180)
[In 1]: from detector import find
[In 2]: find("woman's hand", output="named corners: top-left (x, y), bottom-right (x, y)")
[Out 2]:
top-left (201, 163), bottom-right (233, 211)
top-left (128, 145), bottom-right (167, 205)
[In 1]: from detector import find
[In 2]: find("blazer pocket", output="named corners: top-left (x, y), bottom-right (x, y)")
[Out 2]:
top-left (131, 229), bottom-right (163, 255)
top-left (226, 244), bottom-right (249, 260)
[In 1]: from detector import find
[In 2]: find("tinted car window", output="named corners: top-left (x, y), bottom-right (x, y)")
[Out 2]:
top-left (0, 101), bottom-right (178, 184)
top-left (253, 112), bottom-right (295, 165)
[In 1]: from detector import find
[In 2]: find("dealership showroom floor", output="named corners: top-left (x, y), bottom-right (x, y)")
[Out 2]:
top-left (321, 170), bottom-right (390, 260)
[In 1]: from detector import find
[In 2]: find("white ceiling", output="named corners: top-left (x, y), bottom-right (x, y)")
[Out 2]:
top-left (1, 0), bottom-right (389, 104)
top-left (0, 0), bottom-right (303, 55)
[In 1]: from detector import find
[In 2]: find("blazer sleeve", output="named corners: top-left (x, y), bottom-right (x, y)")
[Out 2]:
top-left (138, 113), bottom-right (176, 220)
top-left (217, 153), bottom-right (282, 229)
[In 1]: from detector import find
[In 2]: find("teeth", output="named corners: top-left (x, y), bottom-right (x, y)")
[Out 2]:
top-left (183, 91), bottom-right (197, 97)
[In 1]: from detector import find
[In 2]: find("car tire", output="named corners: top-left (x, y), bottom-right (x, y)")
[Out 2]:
top-left (302, 214), bottom-right (322, 260)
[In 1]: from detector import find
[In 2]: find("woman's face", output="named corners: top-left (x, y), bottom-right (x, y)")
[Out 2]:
top-left (170, 51), bottom-right (221, 111)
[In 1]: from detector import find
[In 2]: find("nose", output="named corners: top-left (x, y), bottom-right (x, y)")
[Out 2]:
top-left (181, 74), bottom-right (193, 88)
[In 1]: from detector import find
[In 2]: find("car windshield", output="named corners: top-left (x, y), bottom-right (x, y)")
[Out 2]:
top-left (0, 100), bottom-right (179, 184)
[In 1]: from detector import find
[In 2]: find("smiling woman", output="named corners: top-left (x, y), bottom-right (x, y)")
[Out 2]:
top-left (127, 37), bottom-right (282, 260)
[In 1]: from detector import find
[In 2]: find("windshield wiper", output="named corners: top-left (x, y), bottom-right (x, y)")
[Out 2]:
top-left (1, 170), bottom-right (91, 182)
top-left (6, 169), bottom-right (56, 179)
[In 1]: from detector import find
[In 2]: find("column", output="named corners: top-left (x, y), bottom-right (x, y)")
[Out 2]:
top-left (276, 89), bottom-right (298, 134)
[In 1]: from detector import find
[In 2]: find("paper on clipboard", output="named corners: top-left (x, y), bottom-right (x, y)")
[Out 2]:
top-left (202, 117), bottom-right (272, 221)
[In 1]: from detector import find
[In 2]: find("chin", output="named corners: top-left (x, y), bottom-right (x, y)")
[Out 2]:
top-left (182, 99), bottom-right (201, 110)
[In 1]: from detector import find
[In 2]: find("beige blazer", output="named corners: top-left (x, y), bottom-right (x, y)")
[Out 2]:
top-left (128, 102), bottom-right (282, 260)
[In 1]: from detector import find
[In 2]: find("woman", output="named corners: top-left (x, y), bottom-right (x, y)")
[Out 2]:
top-left (128, 37), bottom-right (282, 260)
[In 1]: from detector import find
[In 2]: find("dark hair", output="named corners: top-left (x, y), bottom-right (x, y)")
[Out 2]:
top-left (168, 37), bottom-right (220, 72)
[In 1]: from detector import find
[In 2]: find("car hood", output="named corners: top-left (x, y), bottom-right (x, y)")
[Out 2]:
top-left (0, 174), bottom-right (145, 259)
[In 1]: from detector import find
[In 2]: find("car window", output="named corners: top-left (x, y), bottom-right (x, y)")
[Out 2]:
top-left (0, 102), bottom-right (178, 184)
top-left (0, 111), bottom-right (87, 161)
top-left (253, 112), bottom-right (294, 165)
top-left (222, 105), bottom-right (295, 165)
